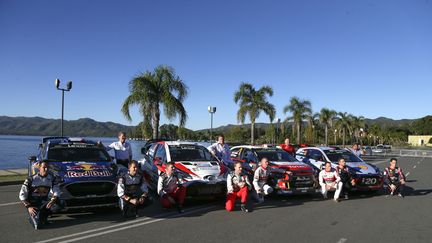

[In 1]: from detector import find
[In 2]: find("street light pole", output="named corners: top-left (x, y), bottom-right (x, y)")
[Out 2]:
top-left (208, 106), bottom-right (216, 142)
top-left (334, 129), bottom-right (337, 145)
top-left (55, 79), bottom-right (72, 137)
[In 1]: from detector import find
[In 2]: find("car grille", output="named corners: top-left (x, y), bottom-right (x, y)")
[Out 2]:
top-left (66, 182), bottom-right (116, 197)
top-left (186, 183), bottom-right (226, 196)
top-left (291, 176), bottom-right (315, 188)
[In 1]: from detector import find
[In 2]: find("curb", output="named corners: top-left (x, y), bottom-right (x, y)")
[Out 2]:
top-left (0, 180), bottom-right (23, 186)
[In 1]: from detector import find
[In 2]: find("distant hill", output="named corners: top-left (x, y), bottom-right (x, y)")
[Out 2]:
top-left (364, 117), bottom-right (415, 127)
top-left (0, 116), bottom-right (133, 137)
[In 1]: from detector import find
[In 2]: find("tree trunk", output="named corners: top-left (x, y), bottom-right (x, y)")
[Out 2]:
top-left (251, 122), bottom-right (255, 145)
top-left (152, 103), bottom-right (160, 139)
top-left (342, 128), bottom-right (346, 147)
top-left (325, 125), bottom-right (328, 146)
top-left (297, 123), bottom-right (301, 145)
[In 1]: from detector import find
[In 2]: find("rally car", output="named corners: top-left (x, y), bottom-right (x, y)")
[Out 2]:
top-left (27, 137), bottom-right (118, 211)
top-left (296, 147), bottom-right (384, 191)
top-left (230, 145), bottom-right (317, 195)
top-left (140, 141), bottom-right (228, 198)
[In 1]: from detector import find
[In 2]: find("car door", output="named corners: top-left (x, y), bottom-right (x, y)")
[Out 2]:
top-left (307, 149), bottom-right (326, 170)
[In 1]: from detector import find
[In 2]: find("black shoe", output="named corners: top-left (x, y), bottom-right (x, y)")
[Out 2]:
top-left (177, 205), bottom-right (184, 214)
top-left (240, 204), bottom-right (249, 213)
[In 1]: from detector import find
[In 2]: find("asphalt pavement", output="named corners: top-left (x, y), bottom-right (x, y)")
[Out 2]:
top-left (1, 156), bottom-right (431, 243)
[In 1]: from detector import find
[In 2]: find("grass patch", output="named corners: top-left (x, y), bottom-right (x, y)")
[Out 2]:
top-left (0, 174), bottom-right (26, 183)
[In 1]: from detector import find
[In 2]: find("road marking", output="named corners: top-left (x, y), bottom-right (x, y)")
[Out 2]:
top-left (337, 238), bottom-right (347, 243)
top-left (413, 165), bottom-right (417, 169)
top-left (35, 205), bottom-right (217, 243)
top-left (405, 172), bottom-right (410, 177)
top-left (0, 201), bottom-right (20, 207)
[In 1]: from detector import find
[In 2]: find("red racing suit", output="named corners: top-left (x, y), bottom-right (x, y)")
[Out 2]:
top-left (226, 171), bottom-right (251, 211)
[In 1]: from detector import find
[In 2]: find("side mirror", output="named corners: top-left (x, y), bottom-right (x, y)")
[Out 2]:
top-left (141, 147), bottom-right (147, 155)
top-left (28, 156), bottom-right (37, 162)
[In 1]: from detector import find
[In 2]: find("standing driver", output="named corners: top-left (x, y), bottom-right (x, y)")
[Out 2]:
top-left (208, 135), bottom-right (233, 167)
top-left (102, 131), bottom-right (133, 168)
top-left (280, 138), bottom-right (295, 156)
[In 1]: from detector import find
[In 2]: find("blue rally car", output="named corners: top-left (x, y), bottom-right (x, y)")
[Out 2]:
top-left (28, 137), bottom-right (119, 211)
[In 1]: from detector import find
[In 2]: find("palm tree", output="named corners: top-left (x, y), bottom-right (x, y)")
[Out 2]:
top-left (283, 97), bottom-right (312, 145)
top-left (306, 112), bottom-right (319, 144)
top-left (350, 115), bottom-right (365, 143)
top-left (319, 108), bottom-right (337, 146)
top-left (234, 82), bottom-right (276, 145)
top-left (336, 112), bottom-right (352, 147)
top-left (121, 65), bottom-right (188, 139)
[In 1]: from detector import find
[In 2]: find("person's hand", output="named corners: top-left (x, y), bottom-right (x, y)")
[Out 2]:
top-left (389, 184), bottom-right (396, 191)
top-left (351, 179), bottom-right (356, 186)
top-left (167, 196), bottom-right (176, 204)
top-left (326, 185), bottom-right (332, 190)
top-left (139, 197), bottom-right (145, 204)
top-left (129, 198), bottom-right (138, 205)
top-left (28, 207), bottom-right (37, 217)
top-left (400, 179), bottom-right (405, 185)
top-left (238, 181), bottom-right (245, 188)
top-left (46, 200), bottom-right (55, 209)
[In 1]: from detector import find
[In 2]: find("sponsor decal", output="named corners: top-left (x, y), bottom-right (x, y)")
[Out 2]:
top-left (66, 170), bottom-right (112, 177)
top-left (357, 165), bottom-right (368, 170)
top-left (67, 165), bottom-right (107, 171)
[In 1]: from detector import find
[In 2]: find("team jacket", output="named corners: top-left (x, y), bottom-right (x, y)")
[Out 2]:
top-left (383, 167), bottom-right (405, 184)
top-left (227, 171), bottom-right (251, 193)
top-left (318, 169), bottom-right (341, 187)
top-left (157, 172), bottom-right (182, 197)
top-left (19, 173), bottom-right (60, 206)
top-left (253, 166), bottom-right (271, 190)
top-left (335, 166), bottom-right (352, 183)
top-left (117, 172), bottom-right (148, 198)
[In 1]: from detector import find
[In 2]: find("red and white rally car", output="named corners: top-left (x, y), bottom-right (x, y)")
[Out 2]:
top-left (230, 145), bottom-right (317, 195)
top-left (140, 141), bottom-right (228, 198)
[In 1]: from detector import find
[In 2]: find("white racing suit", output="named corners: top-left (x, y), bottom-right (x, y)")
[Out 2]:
top-left (318, 169), bottom-right (342, 199)
top-left (19, 173), bottom-right (60, 229)
top-left (253, 166), bottom-right (274, 202)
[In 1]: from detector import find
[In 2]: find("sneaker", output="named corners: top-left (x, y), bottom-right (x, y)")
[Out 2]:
top-left (323, 194), bottom-right (328, 199)
top-left (240, 204), bottom-right (249, 213)
top-left (390, 191), bottom-right (394, 196)
top-left (398, 193), bottom-right (404, 198)
top-left (344, 194), bottom-right (349, 200)
top-left (334, 198), bottom-right (340, 203)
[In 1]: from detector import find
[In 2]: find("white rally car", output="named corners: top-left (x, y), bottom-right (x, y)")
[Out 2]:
top-left (140, 141), bottom-right (228, 198)
top-left (296, 147), bottom-right (384, 191)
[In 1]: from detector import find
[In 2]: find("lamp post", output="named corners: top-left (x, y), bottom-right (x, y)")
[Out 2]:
top-left (55, 79), bottom-right (72, 137)
top-left (208, 106), bottom-right (216, 141)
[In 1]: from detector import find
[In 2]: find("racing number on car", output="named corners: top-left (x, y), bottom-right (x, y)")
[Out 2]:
top-left (362, 177), bottom-right (377, 185)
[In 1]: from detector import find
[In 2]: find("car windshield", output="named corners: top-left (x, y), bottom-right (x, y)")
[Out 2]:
top-left (324, 150), bottom-right (363, 163)
top-left (256, 149), bottom-right (297, 162)
top-left (169, 145), bottom-right (215, 161)
top-left (47, 146), bottom-right (111, 162)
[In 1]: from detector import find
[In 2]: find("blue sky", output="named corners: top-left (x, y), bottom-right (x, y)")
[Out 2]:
top-left (1, 0), bottom-right (431, 130)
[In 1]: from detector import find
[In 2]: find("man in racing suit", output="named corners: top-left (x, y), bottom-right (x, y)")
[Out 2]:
top-left (319, 161), bottom-right (343, 202)
top-left (226, 161), bottom-right (251, 212)
top-left (118, 160), bottom-right (150, 218)
top-left (335, 158), bottom-right (355, 200)
top-left (383, 158), bottom-right (406, 197)
top-left (280, 138), bottom-right (295, 156)
top-left (19, 160), bottom-right (60, 229)
top-left (208, 135), bottom-right (233, 167)
top-left (253, 157), bottom-right (274, 203)
top-left (157, 162), bottom-right (187, 213)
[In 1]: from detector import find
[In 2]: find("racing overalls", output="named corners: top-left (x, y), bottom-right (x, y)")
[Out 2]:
top-left (226, 171), bottom-right (251, 211)
top-left (336, 165), bottom-right (353, 197)
top-left (253, 166), bottom-right (274, 200)
top-left (318, 169), bottom-right (342, 199)
top-left (19, 173), bottom-right (60, 229)
top-left (157, 172), bottom-right (186, 208)
top-left (117, 171), bottom-right (150, 217)
top-left (383, 166), bottom-right (405, 193)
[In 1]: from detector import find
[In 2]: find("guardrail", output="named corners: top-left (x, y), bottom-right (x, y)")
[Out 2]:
top-left (373, 149), bottom-right (432, 158)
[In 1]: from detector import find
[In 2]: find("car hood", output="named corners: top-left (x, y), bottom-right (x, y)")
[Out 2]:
top-left (270, 161), bottom-right (313, 171)
top-left (48, 161), bottom-right (117, 183)
top-left (346, 162), bottom-right (379, 175)
top-left (175, 161), bottom-right (223, 178)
